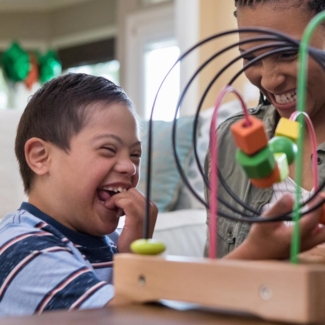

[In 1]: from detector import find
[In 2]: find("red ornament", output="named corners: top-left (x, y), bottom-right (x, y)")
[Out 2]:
top-left (24, 55), bottom-right (38, 90)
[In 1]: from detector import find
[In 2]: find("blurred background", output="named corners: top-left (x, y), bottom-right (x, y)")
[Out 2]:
top-left (0, 0), bottom-right (260, 118)
top-left (0, 1), bottom-right (260, 240)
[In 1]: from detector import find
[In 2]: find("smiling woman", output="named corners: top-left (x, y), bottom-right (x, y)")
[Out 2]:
top-left (205, 0), bottom-right (325, 258)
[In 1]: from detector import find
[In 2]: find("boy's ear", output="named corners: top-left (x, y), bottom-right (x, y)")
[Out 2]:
top-left (24, 137), bottom-right (51, 175)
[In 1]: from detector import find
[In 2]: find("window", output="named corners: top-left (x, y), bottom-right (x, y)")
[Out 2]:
top-left (125, 3), bottom-right (177, 120)
top-left (144, 41), bottom-right (180, 121)
top-left (0, 69), bottom-right (8, 109)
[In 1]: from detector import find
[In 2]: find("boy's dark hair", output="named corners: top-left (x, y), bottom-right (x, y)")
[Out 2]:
top-left (234, 0), bottom-right (325, 16)
top-left (15, 73), bottom-right (133, 194)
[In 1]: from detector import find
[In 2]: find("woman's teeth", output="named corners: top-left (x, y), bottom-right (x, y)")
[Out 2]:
top-left (274, 91), bottom-right (297, 104)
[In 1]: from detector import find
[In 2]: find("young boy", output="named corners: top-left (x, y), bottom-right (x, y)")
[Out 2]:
top-left (0, 73), bottom-right (157, 316)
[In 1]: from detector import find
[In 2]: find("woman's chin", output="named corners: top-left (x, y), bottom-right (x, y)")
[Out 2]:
top-left (272, 100), bottom-right (297, 117)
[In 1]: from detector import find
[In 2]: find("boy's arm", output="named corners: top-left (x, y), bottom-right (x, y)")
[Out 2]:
top-left (0, 230), bottom-right (113, 315)
top-left (224, 193), bottom-right (325, 260)
top-left (104, 188), bottom-right (158, 253)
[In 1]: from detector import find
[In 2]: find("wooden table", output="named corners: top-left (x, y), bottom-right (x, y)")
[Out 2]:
top-left (3, 247), bottom-right (325, 325)
top-left (0, 302), bottom-right (316, 325)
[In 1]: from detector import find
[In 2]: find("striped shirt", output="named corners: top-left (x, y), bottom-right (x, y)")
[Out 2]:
top-left (0, 202), bottom-right (119, 316)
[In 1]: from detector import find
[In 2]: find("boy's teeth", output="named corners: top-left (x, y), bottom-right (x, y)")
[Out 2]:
top-left (102, 186), bottom-right (127, 193)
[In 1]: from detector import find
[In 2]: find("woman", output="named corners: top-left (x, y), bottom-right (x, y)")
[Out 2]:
top-left (205, 0), bottom-right (325, 259)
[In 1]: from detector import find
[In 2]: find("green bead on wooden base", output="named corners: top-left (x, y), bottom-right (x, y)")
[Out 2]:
top-left (130, 239), bottom-right (166, 255)
top-left (269, 136), bottom-right (298, 165)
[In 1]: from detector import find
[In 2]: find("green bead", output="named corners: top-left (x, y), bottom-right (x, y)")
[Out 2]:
top-left (236, 146), bottom-right (276, 179)
top-left (130, 239), bottom-right (166, 255)
top-left (274, 153), bottom-right (289, 181)
top-left (268, 136), bottom-right (297, 165)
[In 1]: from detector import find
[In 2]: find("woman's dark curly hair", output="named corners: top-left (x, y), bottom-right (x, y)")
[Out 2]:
top-left (234, 0), bottom-right (325, 16)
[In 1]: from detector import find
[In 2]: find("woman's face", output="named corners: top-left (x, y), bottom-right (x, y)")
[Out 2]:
top-left (237, 3), bottom-right (325, 120)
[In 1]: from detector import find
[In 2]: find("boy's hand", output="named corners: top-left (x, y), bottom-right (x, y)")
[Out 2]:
top-left (104, 188), bottom-right (158, 253)
top-left (225, 193), bottom-right (325, 260)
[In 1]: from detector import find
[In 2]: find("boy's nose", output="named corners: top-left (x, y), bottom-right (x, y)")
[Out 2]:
top-left (115, 159), bottom-right (137, 176)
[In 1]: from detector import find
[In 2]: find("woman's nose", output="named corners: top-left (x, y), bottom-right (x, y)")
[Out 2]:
top-left (260, 62), bottom-right (286, 92)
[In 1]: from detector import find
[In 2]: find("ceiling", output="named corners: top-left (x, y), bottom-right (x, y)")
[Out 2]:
top-left (0, 0), bottom-right (95, 12)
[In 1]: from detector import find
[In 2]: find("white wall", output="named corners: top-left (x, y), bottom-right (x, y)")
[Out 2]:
top-left (49, 0), bottom-right (117, 49)
top-left (0, 0), bottom-right (117, 51)
top-left (175, 0), bottom-right (199, 116)
top-left (0, 110), bottom-right (26, 217)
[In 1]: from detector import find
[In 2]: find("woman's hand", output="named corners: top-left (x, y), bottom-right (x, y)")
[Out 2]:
top-left (225, 193), bottom-right (325, 260)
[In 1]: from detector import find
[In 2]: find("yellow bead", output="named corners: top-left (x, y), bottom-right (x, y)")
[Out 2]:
top-left (274, 118), bottom-right (300, 143)
top-left (130, 239), bottom-right (166, 255)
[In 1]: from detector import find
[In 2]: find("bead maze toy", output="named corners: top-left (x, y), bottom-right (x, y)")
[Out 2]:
top-left (114, 12), bottom-right (325, 324)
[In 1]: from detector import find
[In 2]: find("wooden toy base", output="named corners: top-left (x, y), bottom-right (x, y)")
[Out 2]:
top-left (114, 246), bottom-right (325, 324)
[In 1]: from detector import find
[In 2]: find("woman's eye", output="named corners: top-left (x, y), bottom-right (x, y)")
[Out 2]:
top-left (242, 56), bottom-right (255, 62)
top-left (280, 51), bottom-right (297, 59)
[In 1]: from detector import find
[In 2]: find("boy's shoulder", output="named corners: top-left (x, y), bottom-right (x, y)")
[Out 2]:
top-left (0, 209), bottom-right (56, 233)
top-left (0, 209), bottom-right (114, 316)
top-left (2, 208), bottom-right (48, 229)
top-left (0, 209), bottom-right (66, 245)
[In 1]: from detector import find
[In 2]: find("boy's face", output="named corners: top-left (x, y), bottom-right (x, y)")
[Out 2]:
top-left (47, 103), bottom-right (141, 236)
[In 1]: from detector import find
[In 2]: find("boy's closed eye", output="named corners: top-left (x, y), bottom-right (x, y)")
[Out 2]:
top-left (102, 147), bottom-right (116, 152)
top-left (100, 147), bottom-right (116, 156)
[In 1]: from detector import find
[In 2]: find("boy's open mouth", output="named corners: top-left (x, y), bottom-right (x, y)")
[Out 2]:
top-left (97, 187), bottom-right (127, 202)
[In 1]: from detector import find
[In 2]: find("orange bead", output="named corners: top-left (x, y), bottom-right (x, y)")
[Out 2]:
top-left (250, 165), bottom-right (280, 188)
top-left (230, 116), bottom-right (268, 155)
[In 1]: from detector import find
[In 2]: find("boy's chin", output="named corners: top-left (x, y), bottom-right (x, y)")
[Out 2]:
top-left (92, 220), bottom-right (119, 236)
top-left (98, 211), bottom-right (120, 231)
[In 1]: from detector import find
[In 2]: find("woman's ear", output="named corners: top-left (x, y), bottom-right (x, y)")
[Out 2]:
top-left (24, 137), bottom-right (51, 176)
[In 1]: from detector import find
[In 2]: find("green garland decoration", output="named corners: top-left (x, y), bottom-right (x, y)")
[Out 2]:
top-left (1, 42), bottom-right (62, 85)
top-left (1, 42), bottom-right (30, 82)
top-left (38, 50), bottom-right (62, 84)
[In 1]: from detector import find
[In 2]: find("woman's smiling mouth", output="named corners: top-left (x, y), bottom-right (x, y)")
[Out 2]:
top-left (273, 90), bottom-right (297, 105)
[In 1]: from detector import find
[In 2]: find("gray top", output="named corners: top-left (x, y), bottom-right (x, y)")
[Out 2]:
top-left (204, 104), bottom-right (325, 258)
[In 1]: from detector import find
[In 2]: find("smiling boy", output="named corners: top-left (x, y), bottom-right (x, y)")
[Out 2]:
top-left (0, 73), bottom-right (157, 316)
